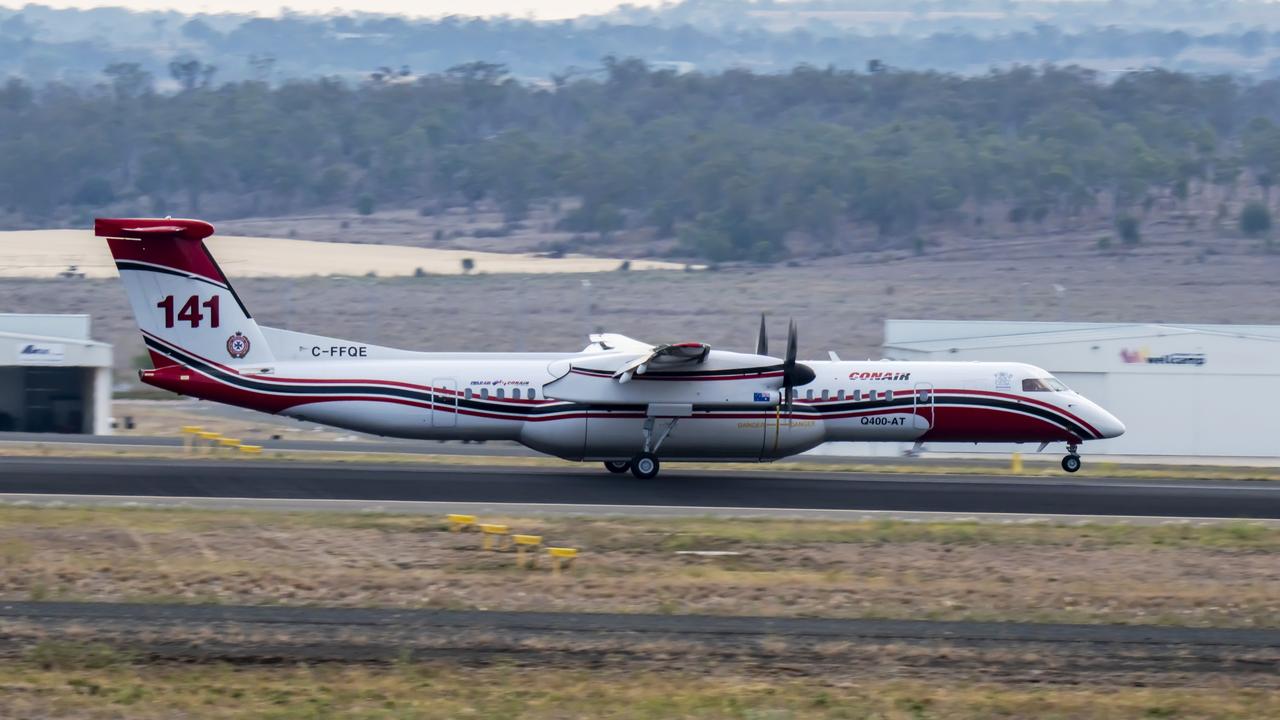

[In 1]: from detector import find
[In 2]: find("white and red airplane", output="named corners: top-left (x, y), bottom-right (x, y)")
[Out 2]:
top-left (100, 217), bottom-right (1124, 478)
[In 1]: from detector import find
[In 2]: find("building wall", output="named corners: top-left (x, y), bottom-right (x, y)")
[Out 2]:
top-left (0, 367), bottom-right (24, 431)
top-left (1, 315), bottom-right (114, 435)
top-left (883, 320), bottom-right (1280, 458)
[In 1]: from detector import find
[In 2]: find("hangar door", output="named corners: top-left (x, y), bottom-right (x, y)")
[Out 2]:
top-left (0, 367), bottom-right (88, 433)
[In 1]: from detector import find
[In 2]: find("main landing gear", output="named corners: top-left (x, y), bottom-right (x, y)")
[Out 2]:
top-left (1061, 442), bottom-right (1082, 473)
top-left (600, 453), bottom-right (661, 479)
top-left (603, 415), bottom-right (681, 479)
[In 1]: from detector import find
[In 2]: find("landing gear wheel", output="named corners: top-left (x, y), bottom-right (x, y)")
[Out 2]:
top-left (630, 453), bottom-right (660, 480)
top-left (604, 460), bottom-right (631, 474)
top-left (1061, 454), bottom-right (1082, 473)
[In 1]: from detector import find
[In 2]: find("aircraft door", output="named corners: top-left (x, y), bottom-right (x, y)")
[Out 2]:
top-left (912, 383), bottom-right (934, 431)
top-left (432, 378), bottom-right (457, 427)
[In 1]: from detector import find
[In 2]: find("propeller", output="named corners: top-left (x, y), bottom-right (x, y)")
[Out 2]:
top-left (755, 313), bottom-right (768, 356)
top-left (779, 319), bottom-right (816, 413)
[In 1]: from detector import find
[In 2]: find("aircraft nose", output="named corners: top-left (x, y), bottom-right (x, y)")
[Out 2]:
top-left (1095, 408), bottom-right (1126, 439)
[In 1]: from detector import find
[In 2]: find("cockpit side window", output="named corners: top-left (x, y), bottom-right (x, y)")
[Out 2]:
top-left (1022, 377), bottom-right (1069, 392)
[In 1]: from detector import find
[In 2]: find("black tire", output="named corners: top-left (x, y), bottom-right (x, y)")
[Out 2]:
top-left (1061, 454), bottom-right (1082, 473)
top-left (604, 460), bottom-right (630, 474)
top-left (630, 453), bottom-right (660, 479)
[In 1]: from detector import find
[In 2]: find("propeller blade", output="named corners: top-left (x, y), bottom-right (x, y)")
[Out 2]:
top-left (779, 320), bottom-right (815, 416)
top-left (755, 314), bottom-right (768, 356)
top-left (786, 319), bottom-right (798, 368)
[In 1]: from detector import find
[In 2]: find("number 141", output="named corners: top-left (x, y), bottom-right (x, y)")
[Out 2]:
top-left (157, 295), bottom-right (220, 328)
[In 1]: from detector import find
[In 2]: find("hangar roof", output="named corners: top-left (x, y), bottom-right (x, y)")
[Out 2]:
top-left (884, 320), bottom-right (1280, 354)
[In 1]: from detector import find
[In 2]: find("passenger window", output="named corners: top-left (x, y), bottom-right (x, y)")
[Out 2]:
top-left (885, 390), bottom-right (894, 401)
top-left (465, 388), bottom-right (473, 400)
top-left (867, 390), bottom-right (877, 401)
top-left (919, 389), bottom-right (930, 401)
top-left (496, 388), bottom-right (505, 399)
top-left (853, 389), bottom-right (862, 401)
top-left (821, 389), bottom-right (829, 401)
top-left (837, 389), bottom-right (845, 401)
top-left (527, 388), bottom-right (536, 400)
top-left (480, 388), bottom-right (489, 399)
top-left (805, 389), bottom-right (814, 400)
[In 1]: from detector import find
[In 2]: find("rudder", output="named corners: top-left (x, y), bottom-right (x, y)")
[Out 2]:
top-left (97, 217), bottom-right (273, 368)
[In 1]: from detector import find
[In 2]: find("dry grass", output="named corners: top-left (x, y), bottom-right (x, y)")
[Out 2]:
top-left (0, 506), bottom-right (1277, 628)
top-left (0, 657), bottom-right (1277, 719)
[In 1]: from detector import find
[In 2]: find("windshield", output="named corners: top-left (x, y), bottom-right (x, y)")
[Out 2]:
top-left (1022, 377), bottom-right (1069, 392)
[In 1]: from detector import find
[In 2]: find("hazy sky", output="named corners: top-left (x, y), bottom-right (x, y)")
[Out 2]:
top-left (3, 0), bottom-right (658, 19)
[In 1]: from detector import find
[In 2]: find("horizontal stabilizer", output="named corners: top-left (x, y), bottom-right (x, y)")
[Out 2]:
top-left (95, 217), bottom-right (215, 241)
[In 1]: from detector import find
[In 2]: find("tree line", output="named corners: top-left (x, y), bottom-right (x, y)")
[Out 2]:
top-left (7, 5), bottom-right (1280, 84)
top-left (1, 61), bottom-right (1278, 260)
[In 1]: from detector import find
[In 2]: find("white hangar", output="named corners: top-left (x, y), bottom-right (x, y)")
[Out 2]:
top-left (0, 314), bottom-right (113, 435)
top-left (883, 319), bottom-right (1280, 458)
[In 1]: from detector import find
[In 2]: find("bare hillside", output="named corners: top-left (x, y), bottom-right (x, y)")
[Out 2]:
top-left (3, 223), bottom-right (1277, 379)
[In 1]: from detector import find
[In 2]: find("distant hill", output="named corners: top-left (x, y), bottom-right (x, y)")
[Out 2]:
top-left (3, 2), bottom-right (1280, 84)
top-left (2, 61), bottom-right (1279, 263)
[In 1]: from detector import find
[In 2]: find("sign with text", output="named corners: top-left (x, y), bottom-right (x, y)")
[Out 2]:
top-left (16, 342), bottom-right (66, 365)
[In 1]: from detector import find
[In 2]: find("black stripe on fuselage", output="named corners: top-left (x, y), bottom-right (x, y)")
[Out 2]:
top-left (144, 336), bottom-right (584, 417)
top-left (145, 336), bottom-right (1092, 436)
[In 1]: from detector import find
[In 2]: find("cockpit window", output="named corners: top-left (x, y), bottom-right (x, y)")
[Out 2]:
top-left (1022, 377), bottom-right (1068, 392)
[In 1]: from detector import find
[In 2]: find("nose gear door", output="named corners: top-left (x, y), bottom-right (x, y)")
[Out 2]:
top-left (912, 382), bottom-right (934, 431)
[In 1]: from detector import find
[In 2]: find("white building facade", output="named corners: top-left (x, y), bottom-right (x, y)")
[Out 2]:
top-left (0, 314), bottom-right (113, 435)
top-left (883, 320), bottom-right (1280, 458)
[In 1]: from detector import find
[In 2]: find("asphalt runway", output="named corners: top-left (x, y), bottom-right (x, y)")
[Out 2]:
top-left (2, 457), bottom-right (1278, 520)
top-left (4, 601), bottom-right (1274, 649)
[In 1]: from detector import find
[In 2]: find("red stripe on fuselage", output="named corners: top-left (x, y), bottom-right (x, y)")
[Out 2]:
top-left (141, 333), bottom-right (1094, 440)
top-left (921, 406), bottom-right (1079, 442)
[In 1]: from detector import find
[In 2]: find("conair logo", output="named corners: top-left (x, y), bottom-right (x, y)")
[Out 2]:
top-left (848, 371), bottom-right (911, 381)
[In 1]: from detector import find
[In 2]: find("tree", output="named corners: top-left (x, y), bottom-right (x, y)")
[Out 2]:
top-left (1240, 201), bottom-right (1272, 237)
top-left (103, 63), bottom-right (153, 101)
top-left (1117, 215), bottom-right (1141, 246)
top-left (168, 55), bottom-right (216, 92)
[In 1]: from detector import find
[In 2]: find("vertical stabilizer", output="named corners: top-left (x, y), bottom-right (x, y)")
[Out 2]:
top-left (96, 218), bottom-right (273, 368)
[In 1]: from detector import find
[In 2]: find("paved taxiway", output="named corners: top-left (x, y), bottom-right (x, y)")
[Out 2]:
top-left (1, 457), bottom-right (1277, 521)
top-left (4, 601), bottom-right (1275, 650)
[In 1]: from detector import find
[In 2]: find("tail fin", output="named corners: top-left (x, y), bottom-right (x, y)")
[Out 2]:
top-left (97, 218), bottom-right (273, 369)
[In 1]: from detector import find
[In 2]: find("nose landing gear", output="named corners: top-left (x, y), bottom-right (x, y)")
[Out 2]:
top-left (1061, 442), bottom-right (1082, 473)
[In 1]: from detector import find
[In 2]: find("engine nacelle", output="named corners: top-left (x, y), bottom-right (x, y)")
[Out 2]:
top-left (543, 351), bottom-right (783, 408)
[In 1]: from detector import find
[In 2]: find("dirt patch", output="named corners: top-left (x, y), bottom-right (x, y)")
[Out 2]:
top-left (5, 217), bottom-right (1279, 380)
top-left (1, 654), bottom-right (1277, 719)
top-left (0, 228), bottom-right (689, 279)
top-left (0, 508), bottom-right (1276, 628)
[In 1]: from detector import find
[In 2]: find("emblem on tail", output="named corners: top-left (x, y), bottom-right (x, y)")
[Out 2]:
top-left (226, 332), bottom-right (251, 359)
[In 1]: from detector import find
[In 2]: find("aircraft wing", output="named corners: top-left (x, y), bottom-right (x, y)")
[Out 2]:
top-left (613, 342), bottom-right (710, 383)
top-left (584, 333), bottom-right (653, 354)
